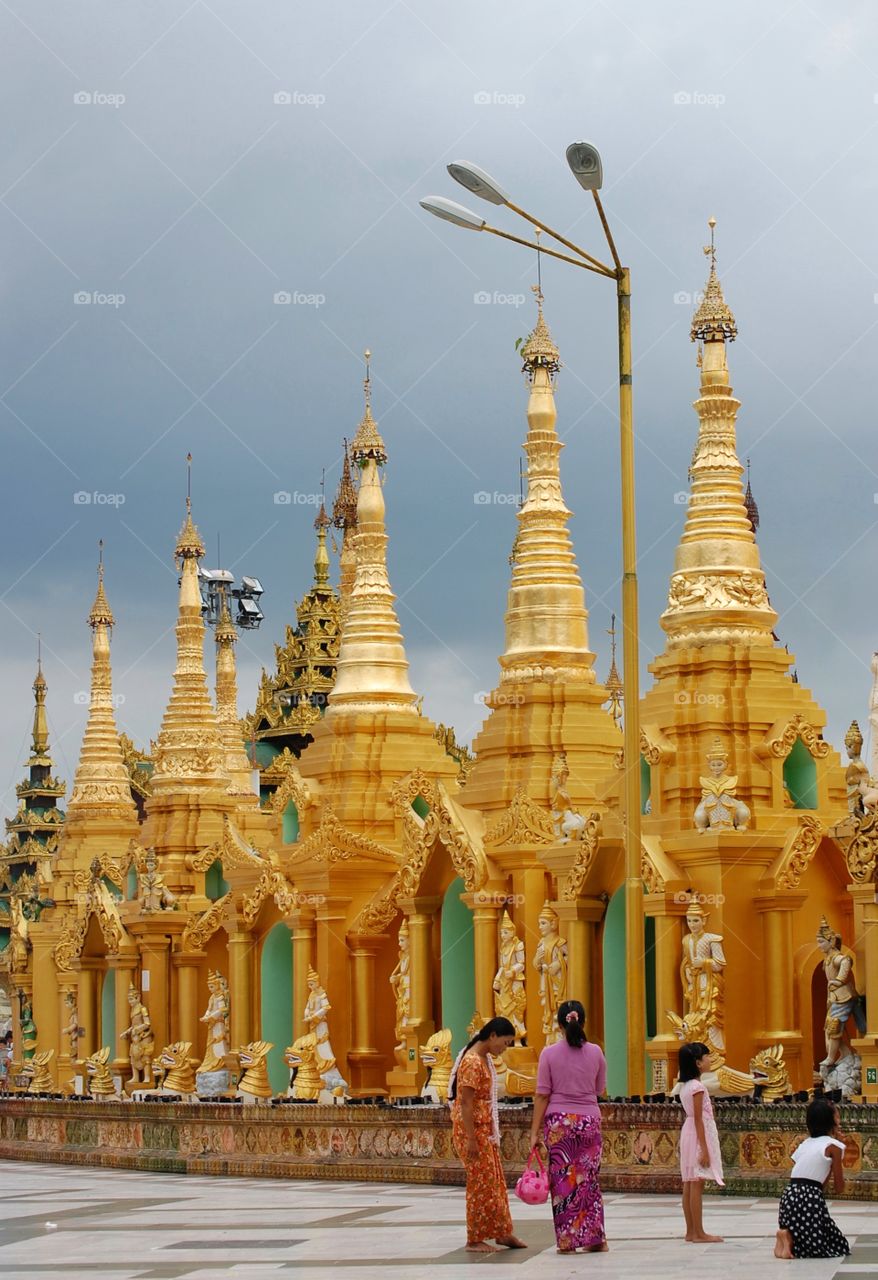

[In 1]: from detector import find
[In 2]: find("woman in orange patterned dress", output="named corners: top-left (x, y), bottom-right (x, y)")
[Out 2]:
top-left (449, 1016), bottom-right (527, 1254)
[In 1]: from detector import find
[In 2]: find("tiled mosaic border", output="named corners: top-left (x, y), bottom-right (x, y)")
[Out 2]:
top-left (1, 1098), bottom-right (876, 1199)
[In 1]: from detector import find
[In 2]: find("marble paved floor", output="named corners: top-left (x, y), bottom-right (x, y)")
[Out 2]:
top-left (0, 1161), bottom-right (874, 1279)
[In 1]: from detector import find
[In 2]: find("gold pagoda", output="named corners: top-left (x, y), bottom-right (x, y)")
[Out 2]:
top-left (6, 233), bottom-right (877, 1106)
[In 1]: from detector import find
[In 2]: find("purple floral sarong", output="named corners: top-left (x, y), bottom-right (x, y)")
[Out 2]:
top-left (543, 1111), bottom-right (605, 1251)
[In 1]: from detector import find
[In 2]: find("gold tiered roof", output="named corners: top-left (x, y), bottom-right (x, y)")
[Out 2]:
top-left (4, 657), bottom-right (66, 866)
top-left (246, 502), bottom-right (342, 745)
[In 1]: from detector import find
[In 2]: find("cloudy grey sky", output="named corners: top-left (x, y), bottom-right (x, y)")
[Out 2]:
top-left (2, 0), bottom-right (877, 815)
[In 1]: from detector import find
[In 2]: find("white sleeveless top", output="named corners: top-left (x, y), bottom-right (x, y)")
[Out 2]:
top-left (791, 1136), bottom-right (845, 1181)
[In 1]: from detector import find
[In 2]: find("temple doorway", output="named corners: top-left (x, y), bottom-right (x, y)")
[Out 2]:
top-left (260, 922), bottom-right (293, 1093)
top-left (440, 876), bottom-right (475, 1054)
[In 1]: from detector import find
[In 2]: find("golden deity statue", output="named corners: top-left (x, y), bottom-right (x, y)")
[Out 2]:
top-left (120, 985), bottom-right (155, 1085)
top-left (137, 849), bottom-right (177, 913)
top-left (493, 910), bottom-right (526, 1038)
top-left (303, 967), bottom-right (347, 1093)
top-left (817, 917), bottom-right (866, 1068)
top-left (550, 752), bottom-right (587, 842)
top-left (680, 901), bottom-right (726, 1051)
top-left (533, 903), bottom-right (567, 1041)
top-left (694, 738), bottom-right (751, 832)
top-left (62, 992), bottom-right (83, 1063)
top-left (389, 919), bottom-right (411, 1050)
top-left (197, 971), bottom-right (230, 1074)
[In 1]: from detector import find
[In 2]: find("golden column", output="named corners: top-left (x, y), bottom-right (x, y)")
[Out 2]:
top-left (292, 911), bottom-right (316, 1040)
top-left (755, 893), bottom-right (806, 1085)
top-left (110, 954), bottom-right (137, 1070)
top-left (469, 895), bottom-right (501, 1020)
top-left (645, 896), bottom-right (685, 1092)
top-left (173, 952), bottom-right (202, 1048)
top-left (229, 930), bottom-right (255, 1049)
top-left (348, 932), bottom-right (385, 1093)
top-left (57, 979), bottom-right (78, 1078)
top-left (140, 934), bottom-right (171, 1052)
top-left (76, 962), bottom-right (99, 1057)
top-left (556, 897), bottom-right (605, 1014)
top-left (399, 897), bottom-right (439, 1038)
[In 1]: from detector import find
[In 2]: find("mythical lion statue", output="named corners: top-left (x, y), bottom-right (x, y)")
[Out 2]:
top-left (283, 1034), bottom-right (323, 1101)
top-left (419, 1028), bottom-right (452, 1102)
top-left (85, 1047), bottom-right (117, 1098)
top-left (236, 1041), bottom-right (274, 1102)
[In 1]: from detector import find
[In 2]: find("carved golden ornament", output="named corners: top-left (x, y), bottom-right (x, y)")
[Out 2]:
top-left (388, 770), bottom-right (439, 817)
top-left (521, 289), bottom-right (560, 375)
top-left (291, 808), bottom-right (397, 866)
top-left (666, 570), bottom-right (769, 613)
top-left (641, 850), bottom-right (665, 895)
top-left (561, 813), bottom-right (602, 900)
top-left (432, 723), bottom-right (473, 774)
top-left (844, 810), bottom-right (878, 884)
top-left (187, 819), bottom-right (266, 873)
top-left (182, 893), bottom-right (231, 952)
top-left (241, 867), bottom-right (298, 928)
top-left (764, 713), bottom-right (830, 760)
top-left (776, 816), bottom-right (823, 890)
top-left (420, 795), bottom-right (487, 892)
top-left (53, 915), bottom-right (90, 972)
top-left (267, 761), bottom-right (314, 820)
top-left (73, 852), bottom-right (126, 892)
top-left (483, 788), bottom-right (555, 849)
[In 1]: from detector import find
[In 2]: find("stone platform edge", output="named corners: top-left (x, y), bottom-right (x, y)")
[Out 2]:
top-left (1, 1098), bottom-right (877, 1200)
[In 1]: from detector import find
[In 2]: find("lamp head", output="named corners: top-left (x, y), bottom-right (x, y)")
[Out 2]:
top-left (446, 161), bottom-right (509, 206)
top-left (565, 141), bottom-right (603, 191)
top-left (419, 196), bottom-right (486, 231)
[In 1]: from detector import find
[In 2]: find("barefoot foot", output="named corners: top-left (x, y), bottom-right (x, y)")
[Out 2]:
top-left (688, 1233), bottom-right (724, 1243)
top-left (496, 1234), bottom-right (527, 1249)
top-left (466, 1242), bottom-right (498, 1253)
top-left (774, 1230), bottom-right (793, 1260)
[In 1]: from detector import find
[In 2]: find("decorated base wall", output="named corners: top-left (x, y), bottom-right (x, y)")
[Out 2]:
top-left (2, 1098), bottom-right (878, 1199)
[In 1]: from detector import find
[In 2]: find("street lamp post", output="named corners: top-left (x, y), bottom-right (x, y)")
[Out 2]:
top-left (420, 144), bottom-right (646, 1094)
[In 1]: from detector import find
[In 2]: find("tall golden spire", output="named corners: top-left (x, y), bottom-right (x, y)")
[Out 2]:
top-left (31, 641), bottom-right (49, 760)
top-left (660, 219), bottom-right (777, 648)
top-left (214, 586), bottom-right (256, 798)
top-left (65, 544), bottom-right (138, 829)
top-left (313, 497), bottom-right (331, 589)
top-left (497, 288), bottom-right (595, 683)
top-left (328, 351), bottom-right (417, 712)
top-left (332, 439), bottom-right (359, 615)
top-left (151, 476), bottom-right (227, 792)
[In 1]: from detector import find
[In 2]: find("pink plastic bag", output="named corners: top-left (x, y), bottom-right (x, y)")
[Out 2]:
top-left (514, 1146), bottom-right (549, 1204)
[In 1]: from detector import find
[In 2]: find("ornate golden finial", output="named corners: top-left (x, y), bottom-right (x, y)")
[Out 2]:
top-left (845, 720), bottom-right (865, 759)
top-left (538, 901), bottom-right (558, 923)
top-left (88, 540), bottom-right (115, 629)
top-left (706, 736), bottom-right (728, 765)
top-left (175, 455), bottom-right (206, 561)
top-left (307, 966), bottom-right (320, 983)
top-left (31, 642), bottom-right (49, 757)
top-left (351, 349), bottom-right (387, 464)
top-left (743, 458), bottom-right (760, 533)
top-left (521, 284), bottom-right (560, 376)
top-left (604, 612), bottom-right (623, 726)
top-left (500, 909), bottom-right (514, 930)
top-left (332, 439), bottom-right (358, 530)
top-left (691, 217), bottom-right (737, 344)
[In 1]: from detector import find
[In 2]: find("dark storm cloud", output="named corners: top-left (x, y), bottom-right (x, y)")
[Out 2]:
top-left (2, 0), bottom-right (877, 810)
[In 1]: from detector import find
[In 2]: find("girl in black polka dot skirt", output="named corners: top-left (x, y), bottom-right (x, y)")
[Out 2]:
top-left (774, 1098), bottom-right (850, 1260)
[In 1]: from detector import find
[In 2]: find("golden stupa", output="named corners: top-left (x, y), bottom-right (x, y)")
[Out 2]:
top-left (4, 238), bottom-right (877, 1105)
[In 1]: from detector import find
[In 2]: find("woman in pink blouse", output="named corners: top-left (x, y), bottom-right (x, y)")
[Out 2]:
top-left (529, 1000), bottom-right (608, 1254)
